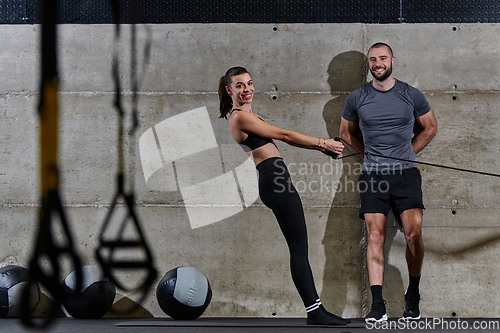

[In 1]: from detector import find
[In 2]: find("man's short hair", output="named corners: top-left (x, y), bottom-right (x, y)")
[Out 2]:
top-left (368, 42), bottom-right (394, 58)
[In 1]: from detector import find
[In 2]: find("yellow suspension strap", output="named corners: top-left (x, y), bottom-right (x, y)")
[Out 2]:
top-left (21, 0), bottom-right (82, 327)
top-left (95, 0), bottom-right (157, 314)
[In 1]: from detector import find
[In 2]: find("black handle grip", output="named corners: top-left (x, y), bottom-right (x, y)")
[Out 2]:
top-left (332, 137), bottom-right (341, 159)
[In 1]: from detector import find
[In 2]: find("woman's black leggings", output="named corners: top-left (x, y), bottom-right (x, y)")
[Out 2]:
top-left (256, 157), bottom-right (319, 304)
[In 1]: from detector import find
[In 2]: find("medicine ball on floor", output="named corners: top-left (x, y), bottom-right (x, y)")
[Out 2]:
top-left (0, 265), bottom-right (40, 318)
top-left (156, 266), bottom-right (212, 320)
top-left (62, 265), bottom-right (116, 319)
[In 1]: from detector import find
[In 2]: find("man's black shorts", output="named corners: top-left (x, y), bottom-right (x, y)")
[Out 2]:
top-left (358, 167), bottom-right (424, 219)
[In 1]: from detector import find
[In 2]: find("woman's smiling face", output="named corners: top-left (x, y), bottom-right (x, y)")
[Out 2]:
top-left (226, 73), bottom-right (254, 107)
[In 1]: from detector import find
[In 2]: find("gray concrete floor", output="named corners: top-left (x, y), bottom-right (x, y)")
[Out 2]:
top-left (2, 317), bottom-right (500, 333)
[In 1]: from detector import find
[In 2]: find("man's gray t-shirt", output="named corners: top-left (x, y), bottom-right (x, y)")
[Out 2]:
top-left (342, 79), bottom-right (431, 172)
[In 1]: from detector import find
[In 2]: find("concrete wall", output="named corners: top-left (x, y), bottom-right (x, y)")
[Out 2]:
top-left (1, 23), bottom-right (499, 319)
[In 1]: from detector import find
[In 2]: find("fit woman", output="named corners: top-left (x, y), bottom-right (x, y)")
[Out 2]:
top-left (218, 66), bottom-right (348, 325)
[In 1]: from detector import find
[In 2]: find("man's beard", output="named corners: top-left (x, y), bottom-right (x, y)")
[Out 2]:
top-left (370, 65), bottom-right (393, 82)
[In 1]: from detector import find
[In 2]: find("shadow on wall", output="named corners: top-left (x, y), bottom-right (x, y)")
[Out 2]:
top-left (319, 50), bottom-right (405, 318)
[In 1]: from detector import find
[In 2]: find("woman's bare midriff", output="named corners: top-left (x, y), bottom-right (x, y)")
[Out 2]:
top-left (248, 142), bottom-right (281, 166)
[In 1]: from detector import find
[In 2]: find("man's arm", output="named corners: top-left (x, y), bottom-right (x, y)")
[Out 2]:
top-left (412, 109), bottom-right (438, 154)
top-left (339, 116), bottom-right (364, 160)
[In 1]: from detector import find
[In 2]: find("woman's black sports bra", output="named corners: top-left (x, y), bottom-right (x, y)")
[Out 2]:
top-left (231, 109), bottom-right (273, 152)
top-left (240, 132), bottom-right (273, 152)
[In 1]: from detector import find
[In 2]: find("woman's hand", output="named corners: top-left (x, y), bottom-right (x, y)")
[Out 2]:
top-left (321, 138), bottom-right (344, 156)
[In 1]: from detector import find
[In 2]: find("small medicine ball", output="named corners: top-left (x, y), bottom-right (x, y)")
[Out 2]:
top-left (62, 265), bottom-right (116, 319)
top-left (156, 266), bottom-right (212, 320)
top-left (0, 265), bottom-right (40, 318)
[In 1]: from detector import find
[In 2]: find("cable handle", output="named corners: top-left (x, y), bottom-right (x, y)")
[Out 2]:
top-left (95, 187), bottom-right (158, 314)
top-left (331, 137), bottom-right (341, 159)
top-left (21, 191), bottom-right (83, 328)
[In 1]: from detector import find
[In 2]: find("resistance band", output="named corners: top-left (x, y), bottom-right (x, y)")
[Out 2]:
top-left (334, 137), bottom-right (500, 178)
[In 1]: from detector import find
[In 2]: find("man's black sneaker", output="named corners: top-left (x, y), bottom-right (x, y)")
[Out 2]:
top-left (402, 291), bottom-right (421, 320)
top-left (365, 300), bottom-right (388, 323)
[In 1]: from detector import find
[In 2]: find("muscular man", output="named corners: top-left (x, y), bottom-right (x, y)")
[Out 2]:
top-left (339, 42), bottom-right (438, 322)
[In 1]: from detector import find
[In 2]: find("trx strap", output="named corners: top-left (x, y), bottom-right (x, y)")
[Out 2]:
top-left (335, 137), bottom-right (500, 178)
top-left (95, 0), bottom-right (157, 313)
top-left (21, 0), bottom-right (83, 327)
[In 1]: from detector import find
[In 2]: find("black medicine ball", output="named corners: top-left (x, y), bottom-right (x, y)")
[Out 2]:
top-left (0, 265), bottom-right (40, 318)
top-left (62, 265), bottom-right (116, 319)
top-left (156, 266), bottom-right (212, 320)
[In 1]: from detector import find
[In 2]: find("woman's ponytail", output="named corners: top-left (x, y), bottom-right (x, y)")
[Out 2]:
top-left (218, 75), bottom-right (232, 119)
